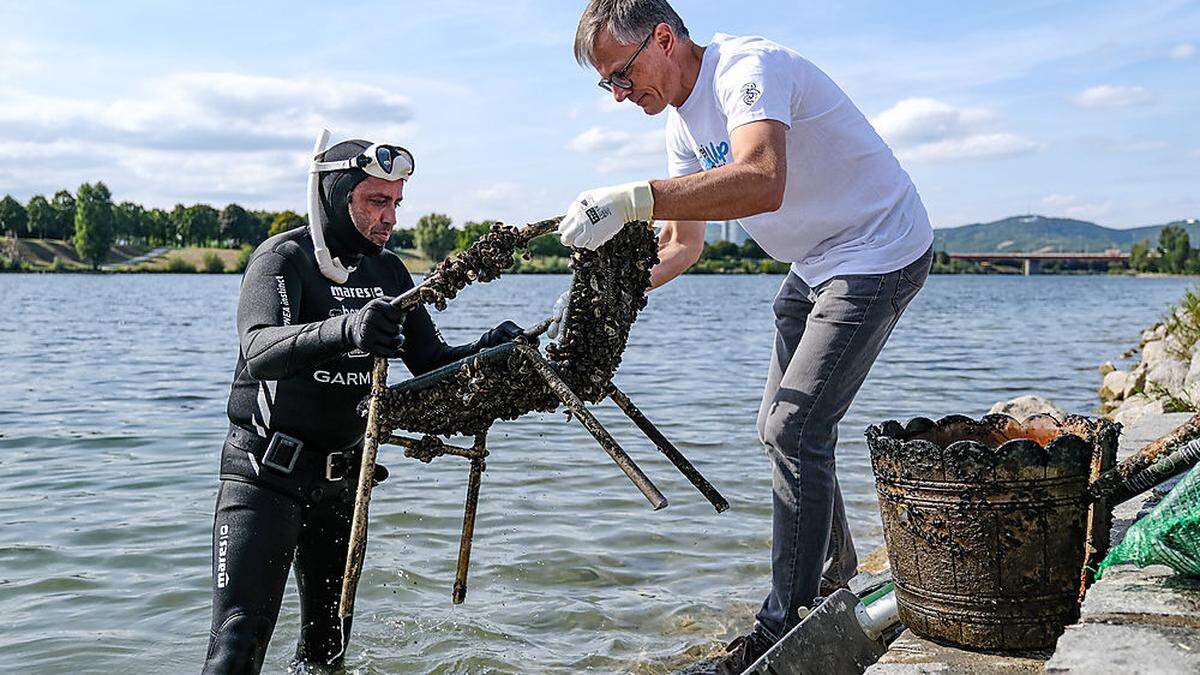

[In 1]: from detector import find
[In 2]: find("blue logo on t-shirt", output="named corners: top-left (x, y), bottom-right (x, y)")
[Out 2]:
top-left (697, 141), bottom-right (731, 170)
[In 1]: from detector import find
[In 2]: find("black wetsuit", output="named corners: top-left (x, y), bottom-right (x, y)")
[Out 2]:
top-left (204, 226), bottom-right (483, 674)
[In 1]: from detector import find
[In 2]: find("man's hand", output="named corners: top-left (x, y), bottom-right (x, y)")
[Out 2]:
top-left (558, 181), bottom-right (654, 250)
top-left (347, 298), bottom-right (408, 358)
top-left (546, 291), bottom-right (570, 340)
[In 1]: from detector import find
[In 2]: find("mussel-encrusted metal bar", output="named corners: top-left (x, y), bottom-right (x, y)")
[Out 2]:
top-left (453, 433), bottom-right (488, 604)
top-left (607, 384), bottom-right (730, 513)
top-left (339, 356), bottom-right (389, 620)
top-left (513, 342), bottom-right (668, 510)
top-left (387, 433), bottom-right (485, 461)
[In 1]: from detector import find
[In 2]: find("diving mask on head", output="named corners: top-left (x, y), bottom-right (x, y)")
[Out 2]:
top-left (307, 129), bottom-right (415, 284)
top-left (312, 143), bottom-right (415, 182)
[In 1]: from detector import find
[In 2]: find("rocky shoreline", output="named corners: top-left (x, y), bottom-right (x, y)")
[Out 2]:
top-left (1100, 297), bottom-right (1200, 425)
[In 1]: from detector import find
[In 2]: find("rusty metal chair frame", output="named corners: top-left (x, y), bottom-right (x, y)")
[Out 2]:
top-left (338, 224), bottom-right (728, 618)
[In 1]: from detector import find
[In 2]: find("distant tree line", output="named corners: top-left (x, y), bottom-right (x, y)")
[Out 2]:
top-left (0, 186), bottom-right (316, 269)
top-left (1130, 225), bottom-right (1195, 274)
top-left (403, 213), bottom-right (571, 264)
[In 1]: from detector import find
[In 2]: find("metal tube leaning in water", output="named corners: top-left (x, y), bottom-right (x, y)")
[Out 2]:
top-left (607, 384), bottom-right (730, 513)
top-left (512, 342), bottom-right (668, 510)
top-left (339, 356), bottom-right (389, 620)
top-left (453, 433), bottom-right (488, 605)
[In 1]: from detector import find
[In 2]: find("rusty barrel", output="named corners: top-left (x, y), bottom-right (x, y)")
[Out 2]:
top-left (866, 413), bottom-right (1119, 651)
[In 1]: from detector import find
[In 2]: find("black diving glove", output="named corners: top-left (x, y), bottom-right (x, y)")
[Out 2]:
top-left (473, 320), bottom-right (529, 352)
top-left (346, 298), bottom-right (408, 358)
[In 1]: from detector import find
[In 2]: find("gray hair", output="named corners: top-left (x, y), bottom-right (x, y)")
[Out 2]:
top-left (574, 0), bottom-right (690, 68)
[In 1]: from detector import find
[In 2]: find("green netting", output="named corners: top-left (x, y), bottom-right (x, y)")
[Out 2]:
top-left (1097, 462), bottom-right (1200, 579)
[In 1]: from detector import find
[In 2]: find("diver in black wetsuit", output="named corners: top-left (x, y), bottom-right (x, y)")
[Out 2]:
top-left (203, 136), bottom-right (524, 674)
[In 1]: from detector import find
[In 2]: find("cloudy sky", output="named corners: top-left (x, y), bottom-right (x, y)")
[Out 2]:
top-left (0, 0), bottom-right (1196, 229)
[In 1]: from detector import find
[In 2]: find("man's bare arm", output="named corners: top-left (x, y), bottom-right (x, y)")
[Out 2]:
top-left (650, 220), bottom-right (706, 289)
top-left (650, 120), bottom-right (787, 222)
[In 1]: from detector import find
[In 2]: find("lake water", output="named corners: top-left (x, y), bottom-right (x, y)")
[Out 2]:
top-left (0, 272), bottom-right (1193, 673)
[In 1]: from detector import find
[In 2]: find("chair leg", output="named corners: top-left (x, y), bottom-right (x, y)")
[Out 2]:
top-left (607, 384), bottom-right (730, 513)
top-left (340, 356), bottom-right (390, 619)
top-left (512, 342), bottom-right (667, 510)
top-left (453, 433), bottom-right (488, 604)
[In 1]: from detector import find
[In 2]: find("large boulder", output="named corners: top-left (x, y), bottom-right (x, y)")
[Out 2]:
top-left (1112, 394), bottom-right (1166, 427)
top-left (1141, 339), bottom-right (1170, 370)
top-left (989, 395), bottom-right (1066, 421)
top-left (1185, 350), bottom-right (1200, 389)
top-left (1100, 370), bottom-right (1132, 401)
top-left (1146, 357), bottom-right (1189, 400)
top-left (1142, 323), bottom-right (1167, 346)
top-left (1099, 362), bottom-right (1117, 377)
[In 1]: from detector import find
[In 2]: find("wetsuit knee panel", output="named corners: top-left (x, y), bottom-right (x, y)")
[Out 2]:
top-left (204, 611), bottom-right (276, 675)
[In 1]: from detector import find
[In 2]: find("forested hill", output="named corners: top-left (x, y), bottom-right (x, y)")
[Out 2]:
top-left (933, 215), bottom-right (1200, 253)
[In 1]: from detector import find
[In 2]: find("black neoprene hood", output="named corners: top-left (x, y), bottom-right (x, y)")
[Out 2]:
top-left (318, 139), bottom-right (381, 260)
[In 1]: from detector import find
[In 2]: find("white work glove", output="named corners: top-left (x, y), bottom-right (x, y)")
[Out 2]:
top-left (557, 181), bottom-right (654, 250)
top-left (546, 291), bottom-right (570, 340)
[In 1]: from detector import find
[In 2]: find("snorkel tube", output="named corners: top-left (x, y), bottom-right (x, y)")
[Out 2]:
top-left (308, 128), bottom-right (351, 284)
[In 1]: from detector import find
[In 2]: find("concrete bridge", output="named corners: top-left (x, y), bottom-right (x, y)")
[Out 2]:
top-left (948, 251), bottom-right (1130, 275)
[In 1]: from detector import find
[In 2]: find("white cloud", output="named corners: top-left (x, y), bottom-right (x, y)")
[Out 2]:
top-left (474, 182), bottom-right (524, 202)
top-left (1041, 194), bottom-right (1078, 209)
top-left (566, 126), bottom-right (664, 173)
top-left (1073, 85), bottom-right (1153, 109)
top-left (0, 72), bottom-right (414, 151)
top-left (0, 73), bottom-right (416, 208)
top-left (1170, 43), bottom-right (1196, 59)
top-left (1039, 194), bottom-right (1113, 221)
top-left (871, 98), bottom-right (1038, 162)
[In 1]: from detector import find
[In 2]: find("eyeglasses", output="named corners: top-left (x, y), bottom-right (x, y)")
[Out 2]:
top-left (312, 143), bottom-right (415, 181)
top-left (598, 32), bottom-right (653, 92)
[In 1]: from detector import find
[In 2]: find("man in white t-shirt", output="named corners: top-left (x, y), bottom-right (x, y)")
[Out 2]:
top-left (561, 2), bottom-right (934, 670)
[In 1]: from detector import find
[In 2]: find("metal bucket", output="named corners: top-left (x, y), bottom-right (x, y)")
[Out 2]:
top-left (866, 414), bottom-right (1120, 651)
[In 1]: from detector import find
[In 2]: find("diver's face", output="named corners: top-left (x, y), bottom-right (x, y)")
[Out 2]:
top-left (348, 177), bottom-right (404, 248)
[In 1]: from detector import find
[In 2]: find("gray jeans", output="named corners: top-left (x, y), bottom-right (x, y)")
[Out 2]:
top-left (755, 247), bottom-right (932, 638)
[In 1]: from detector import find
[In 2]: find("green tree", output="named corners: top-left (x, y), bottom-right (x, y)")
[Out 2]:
top-left (113, 201), bottom-right (147, 244)
top-left (268, 210), bottom-right (306, 238)
top-left (0, 195), bottom-right (29, 237)
top-left (146, 208), bottom-right (174, 246)
top-left (50, 190), bottom-right (77, 239)
top-left (74, 182), bottom-right (115, 269)
top-left (170, 204), bottom-right (188, 245)
top-left (527, 233), bottom-right (570, 257)
top-left (740, 237), bottom-right (768, 259)
top-left (707, 240), bottom-right (740, 260)
top-left (180, 204), bottom-right (220, 246)
top-left (248, 210), bottom-right (275, 245)
top-left (456, 220), bottom-right (497, 251)
top-left (414, 212), bottom-right (456, 263)
top-left (1158, 225), bottom-right (1191, 274)
top-left (220, 204), bottom-right (256, 246)
top-left (388, 227), bottom-right (416, 250)
top-left (26, 195), bottom-right (52, 238)
top-left (1130, 240), bottom-right (1151, 272)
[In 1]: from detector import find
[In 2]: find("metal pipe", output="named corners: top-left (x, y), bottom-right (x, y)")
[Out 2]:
top-left (1090, 413), bottom-right (1200, 505)
top-left (512, 342), bottom-right (668, 510)
top-left (607, 384), bottom-right (729, 513)
top-left (453, 433), bottom-right (487, 604)
top-left (339, 356), bottom-right (389, 619)
top-left (855, 591), bottom-right (899, 642)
